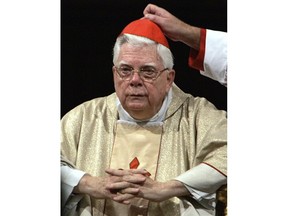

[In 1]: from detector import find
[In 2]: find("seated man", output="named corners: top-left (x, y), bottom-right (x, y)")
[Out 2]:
top-left (61, 18), bottom-right (227, 216)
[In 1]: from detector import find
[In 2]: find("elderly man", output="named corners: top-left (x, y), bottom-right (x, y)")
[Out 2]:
top-left (61, 18), bottom-right (227, 216)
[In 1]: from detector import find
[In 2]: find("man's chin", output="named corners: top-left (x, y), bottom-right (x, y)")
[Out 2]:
top-left (125, 105), bottom-right (149, 119)
top-left (127, 106), bottom-right (145, 112)
top-left (126, 101), bottom-right (146, 110)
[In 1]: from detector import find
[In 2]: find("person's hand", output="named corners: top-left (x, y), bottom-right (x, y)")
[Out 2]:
top-left (143, 4), bottom-right (201, 50)
top-left (106, 169), bottom-right (190, 203)
top-left (143, 4), bottom-right (186, 42)
top-left (73, 168), bottom-right (148, 204)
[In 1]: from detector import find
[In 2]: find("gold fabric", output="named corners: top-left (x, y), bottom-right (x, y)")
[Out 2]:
top-left (61, 83), bottom-right (227, 216)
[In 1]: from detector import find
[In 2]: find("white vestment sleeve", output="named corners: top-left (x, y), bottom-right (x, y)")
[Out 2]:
top-left (174, 163), bottom-right (226, 209)
top-left (200, 30), bottom-right (227, 86)
top-left (61, 165), bottom-right (86, 209)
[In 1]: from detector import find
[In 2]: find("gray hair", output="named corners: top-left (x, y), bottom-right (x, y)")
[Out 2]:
top-left (113, 34), bottom-right (174, 69)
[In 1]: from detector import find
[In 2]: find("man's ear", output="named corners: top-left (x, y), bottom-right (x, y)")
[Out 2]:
top-left (167, 69), bottom-right (175, 87)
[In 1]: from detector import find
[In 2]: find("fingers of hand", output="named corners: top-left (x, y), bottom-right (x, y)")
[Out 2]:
top-left (129, 168), bottom-right (149, 175)
top-left (105, 168), bottom-right (149, 178)
top-left (109, 187), bottom-right (140, 204)
top-left (106, 181), bottom-right (133, 190)
top-left (105, 168), bottom-right (127, 176)
top-left (143, 4), bottom-right (156, 15)
top-left (113, 193), bottom-right (136, 204)
top-left (122, 173), bottom-right (146, 183)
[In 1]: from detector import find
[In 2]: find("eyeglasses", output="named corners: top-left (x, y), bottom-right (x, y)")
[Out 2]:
top-left (114, 65), bottom-right (169, 83)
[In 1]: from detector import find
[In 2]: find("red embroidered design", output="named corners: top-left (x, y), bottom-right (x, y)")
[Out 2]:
top-left (129, 157), bottom-right (140, 169)
top-left (129, 157), bottom-right (151, 176)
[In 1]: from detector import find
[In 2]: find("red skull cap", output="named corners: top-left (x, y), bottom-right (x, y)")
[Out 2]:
top-left (120, 18), bottom-right (169, 48)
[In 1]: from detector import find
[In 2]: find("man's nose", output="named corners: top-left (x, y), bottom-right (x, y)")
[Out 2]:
top-left (129, 71), bottom-right (143, 84)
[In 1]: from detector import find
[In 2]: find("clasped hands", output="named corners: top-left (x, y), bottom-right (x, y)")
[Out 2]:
top-left (106, 168), bottom-right (162, 204)
top-left (74, 168), bottom-right (188, 205)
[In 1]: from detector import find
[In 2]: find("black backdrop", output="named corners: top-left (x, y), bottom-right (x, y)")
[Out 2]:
top-left (61, 0), bottom-right (227, 118)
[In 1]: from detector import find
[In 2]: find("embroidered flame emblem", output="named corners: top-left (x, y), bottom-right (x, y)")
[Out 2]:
top-left (129, 157), bottom-right (151, 177)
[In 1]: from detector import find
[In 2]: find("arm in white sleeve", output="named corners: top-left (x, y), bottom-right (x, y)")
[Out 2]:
top-left (200, 30), bottom-right (227, 86)
top-left (61, 165), bottom-right (86, 209)
top-left (175, 163), bottom-right (226, 209)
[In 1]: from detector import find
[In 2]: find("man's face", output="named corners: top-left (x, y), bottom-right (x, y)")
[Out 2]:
top-left (113, 43), bottom-right (175, 120)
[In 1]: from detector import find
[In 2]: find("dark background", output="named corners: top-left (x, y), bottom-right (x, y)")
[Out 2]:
top-left (61, 0), bottom-right (227, 118)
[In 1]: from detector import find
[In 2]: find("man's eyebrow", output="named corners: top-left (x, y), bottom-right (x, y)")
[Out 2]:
top-left (118, 60), bottom-right (157, 68)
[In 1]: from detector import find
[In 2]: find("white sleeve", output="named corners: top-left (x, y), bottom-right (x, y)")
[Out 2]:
top-left (174, 163), bottom-right (226, 209)
top-left (61, 165), bottom-right (86, 209)
top-left (200, 30), bottom-right (227, 86)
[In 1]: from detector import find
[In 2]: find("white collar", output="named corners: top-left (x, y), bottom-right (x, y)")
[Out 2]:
top-left (116, 88), bottom-right (172, 123)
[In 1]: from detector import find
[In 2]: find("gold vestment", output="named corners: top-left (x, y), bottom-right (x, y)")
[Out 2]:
top-left (61, 83), bottom-right (227, 216)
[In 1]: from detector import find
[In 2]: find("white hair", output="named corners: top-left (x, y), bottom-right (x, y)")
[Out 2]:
top-left (113, 34), bottom-right (174, 69)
